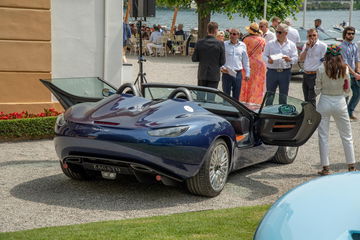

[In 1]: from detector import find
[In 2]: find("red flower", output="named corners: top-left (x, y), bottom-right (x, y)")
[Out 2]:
top-left (0, 108), bottom-right (62, 120)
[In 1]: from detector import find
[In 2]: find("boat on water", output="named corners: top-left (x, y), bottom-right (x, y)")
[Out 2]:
top-left (332, 20), bottom-right (347, 32)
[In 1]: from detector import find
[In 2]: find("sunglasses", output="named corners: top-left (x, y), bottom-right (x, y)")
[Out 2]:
top-left (347, 32), bottom-right (355, 35)
top-left (230, 33), bottom-right (239, 35)
top-left (308, 34), bottom-right (317, 37)
top-left (276, 31), bottom-right (284, 34)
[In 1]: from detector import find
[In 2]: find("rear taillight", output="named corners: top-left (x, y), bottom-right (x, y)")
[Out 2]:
top-left (94, 121), bottom-right (119, 126)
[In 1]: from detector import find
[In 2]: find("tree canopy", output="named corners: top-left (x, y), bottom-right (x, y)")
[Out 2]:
top-left (157, 0), bottom-right (303, 38)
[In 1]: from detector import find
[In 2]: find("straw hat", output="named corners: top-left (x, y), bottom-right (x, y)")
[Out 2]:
top-left (245, 22), bottom-right (263, 35)
top-left (216, 31), bottom-right (225, 37)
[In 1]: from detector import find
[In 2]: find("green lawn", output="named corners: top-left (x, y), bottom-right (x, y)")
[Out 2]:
top-left (0, 205), bottom-right (269, 240)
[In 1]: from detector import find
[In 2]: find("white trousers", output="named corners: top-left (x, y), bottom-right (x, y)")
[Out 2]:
top-left (146, 43), bottom-right (163, 54)
top-left (317, 94), bottom-right (355, 166)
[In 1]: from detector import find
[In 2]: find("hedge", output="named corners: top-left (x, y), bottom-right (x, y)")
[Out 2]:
top-left (0, 117), bottom-right (57, 142)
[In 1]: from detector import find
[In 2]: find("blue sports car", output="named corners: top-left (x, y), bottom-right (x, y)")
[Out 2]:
top-left (41, 77), bottom-right (320, 197)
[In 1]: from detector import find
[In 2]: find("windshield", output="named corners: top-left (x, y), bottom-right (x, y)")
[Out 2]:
top-left (143, 86), bottom-right (240, 115)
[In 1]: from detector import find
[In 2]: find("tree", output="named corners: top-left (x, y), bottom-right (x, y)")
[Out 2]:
top-left (157, 0), bottom-right (303, 38)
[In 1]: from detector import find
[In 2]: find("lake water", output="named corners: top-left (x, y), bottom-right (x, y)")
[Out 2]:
top-left (131, 8), bottom-right (360, 39)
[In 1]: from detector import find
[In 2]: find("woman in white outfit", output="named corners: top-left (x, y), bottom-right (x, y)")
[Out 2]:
top-left (315, 44), bottom-right (357, 175)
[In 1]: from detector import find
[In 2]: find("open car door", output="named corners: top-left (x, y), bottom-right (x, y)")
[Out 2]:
top-left (257, 92), bottom-right (321, 147)
top-left (40, 77), bottom-right (117, 110)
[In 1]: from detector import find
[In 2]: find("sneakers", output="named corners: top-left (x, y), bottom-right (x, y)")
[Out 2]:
top-left (350, 115), bottom-right (358, 121)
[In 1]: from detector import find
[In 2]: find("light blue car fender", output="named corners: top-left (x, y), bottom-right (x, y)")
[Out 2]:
top-left (254, 172), bottom-right (360, 240)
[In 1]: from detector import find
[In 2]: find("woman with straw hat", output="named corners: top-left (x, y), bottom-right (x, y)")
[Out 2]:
top-left (240, 22), bottom-right (266, 105)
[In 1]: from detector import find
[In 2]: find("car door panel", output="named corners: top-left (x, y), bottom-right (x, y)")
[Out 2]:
top-left (258, 93), bottom-right (321, 146)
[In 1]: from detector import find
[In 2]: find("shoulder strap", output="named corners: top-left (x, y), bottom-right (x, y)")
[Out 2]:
top-left (247, 38), bottom-right (263, 58)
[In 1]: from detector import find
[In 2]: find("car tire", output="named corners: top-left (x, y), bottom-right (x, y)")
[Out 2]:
top-left (272, 146), bottom-right (298, 164)
top-left (186, 139), bottom-right (229, 197)
top-left (60, 162), bottom-right (91, 180)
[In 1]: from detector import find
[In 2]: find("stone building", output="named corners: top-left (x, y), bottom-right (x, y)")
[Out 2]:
top-left (0, 0), bottom-right (123, 113)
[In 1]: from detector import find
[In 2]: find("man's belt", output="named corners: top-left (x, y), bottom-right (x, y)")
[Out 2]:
top-left (268, 68), bottom-right (291, 72)
top-left (304, 71), bottom-right (317, 74)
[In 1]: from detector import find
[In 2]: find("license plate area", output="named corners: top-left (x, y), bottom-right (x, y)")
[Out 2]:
top-left (83, 162), bottom-right (122, 173)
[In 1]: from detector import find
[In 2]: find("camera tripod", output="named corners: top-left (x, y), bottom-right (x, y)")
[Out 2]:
top-left (133, 19), bottom-right (148, 90)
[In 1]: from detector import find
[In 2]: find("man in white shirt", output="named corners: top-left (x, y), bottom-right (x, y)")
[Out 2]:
top-left (284, 18), bottom-right (300, 44)
top-left (299, 28), bottom-right (327, 106)
top-left (259, 20), bottom-right (275, 43)
top-left (220, 28), bottom-right (250, 100)
top-left (263, 23), bottom-right (298, 104)
top-left (146, 26), bottom-right (163, 56)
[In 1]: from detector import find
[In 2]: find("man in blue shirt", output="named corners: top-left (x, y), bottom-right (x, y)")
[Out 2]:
top-left (221, 28), bottom-right (250, 100)
top-left (340, 26), bottom-right (360, 120)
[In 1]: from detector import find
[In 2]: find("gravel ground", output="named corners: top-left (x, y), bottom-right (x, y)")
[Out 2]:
top-left (0, 56), bottom-right (359, 232)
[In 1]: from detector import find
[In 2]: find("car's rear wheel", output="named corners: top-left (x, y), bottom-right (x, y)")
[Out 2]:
top-left (186, 139), bottom-right (229, 197)
top-left (60, 162), bottom-right (91, 180)
top-left (272, 146), bottom-right (298, 164)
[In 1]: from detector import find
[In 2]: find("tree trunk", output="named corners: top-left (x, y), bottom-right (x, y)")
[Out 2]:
top-left (196, 0), bottom-right (211, 39)
top-left (171, 7), bottom-right (179, 34)
top-left (124, 0), bottom-right (131, 23)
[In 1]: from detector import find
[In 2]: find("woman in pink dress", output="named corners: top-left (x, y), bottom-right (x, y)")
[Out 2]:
top-left (240, 22), bottom-right (266, 105)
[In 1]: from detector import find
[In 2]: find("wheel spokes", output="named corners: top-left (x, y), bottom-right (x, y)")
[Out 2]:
top-left (209, 144), bottom-right (229, 191)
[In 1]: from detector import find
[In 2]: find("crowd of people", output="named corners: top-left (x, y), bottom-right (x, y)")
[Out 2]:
top-left (191, 19), bottom-right (359, 175)
top-left (123, 22), bottom-right (195, 57)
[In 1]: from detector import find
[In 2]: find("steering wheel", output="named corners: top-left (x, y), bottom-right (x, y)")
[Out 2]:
top-left (167, 87), bottom-right (193, 101)
top-left (116, 83), bottom-right (140, 96)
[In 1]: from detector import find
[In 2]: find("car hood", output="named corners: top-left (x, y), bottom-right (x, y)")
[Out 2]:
top-left (64, 94), bottom-right (211, 128)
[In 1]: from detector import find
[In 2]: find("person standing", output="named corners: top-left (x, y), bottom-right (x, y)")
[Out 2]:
top-left (263, 23), bottom-right (298, 104)
top-left (340, 26), bottom-right (360, 120)
top-left (220, 28), bottom-right (250, 100)
top-left (299, 28), bottom-right (327, 106)
top-left (123, 21), bottom-right (132, 56)
top-left (284, 18), bottom-right (300, 44)
top-left (315, 44), bottom-right (356, 175)
top-left (259, 20), bottom-right (275, 43)
top-left (314, 19), bottom-right (325, 33)
top-left (269, 16), bottom-right (281, 33)
top-left (192, 22), bottom-right (225, 89)
top-left (240, 23), bottom-right (266, 104)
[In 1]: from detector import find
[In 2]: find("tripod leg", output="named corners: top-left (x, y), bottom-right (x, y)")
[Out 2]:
top-left (142, 74), bottom-right (148, 83)
top-left (134, 73), bottom-right (141, 85)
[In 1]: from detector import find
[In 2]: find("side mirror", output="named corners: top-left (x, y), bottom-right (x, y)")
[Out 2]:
top-left (102, 88), bottom-right (112, 97)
